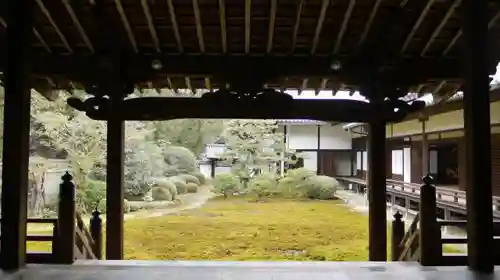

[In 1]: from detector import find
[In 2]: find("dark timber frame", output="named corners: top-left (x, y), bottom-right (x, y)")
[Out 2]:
top-left (0, 0), bottom-right (498, 274)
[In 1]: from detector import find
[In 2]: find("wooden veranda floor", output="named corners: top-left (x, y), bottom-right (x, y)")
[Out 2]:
top-left (2, 261), bottom-right (500, 280)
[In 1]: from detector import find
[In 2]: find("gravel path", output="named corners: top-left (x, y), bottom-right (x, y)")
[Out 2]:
top-left (124, 186), bottom-right (217, 220)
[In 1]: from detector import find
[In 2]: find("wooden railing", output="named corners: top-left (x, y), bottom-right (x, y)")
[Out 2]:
top-left (392, 175), bottom-right (500, 266)
top-left (0, 218), bottom-right (58, 263)
top-left (56, 172), bottom-right (102, 263)
top-left (0, 172), bottom-right (103, 264)
top-left (392, 175), bottom-right (443, 265)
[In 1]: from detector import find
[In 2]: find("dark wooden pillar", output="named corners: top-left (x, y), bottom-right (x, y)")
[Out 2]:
top-left (106, 116), bottom-right (125, 260)
top-left (368, 117), bottom-right (387, 261)
top-left (457, 138), bottom-right (467, 191)
top-left (421, 120), bottom-right (429, 176)
top-left (462, 0), bottom-right (494, 273)
top-left (0, 0), bottom-right (33, 270)
top-left (316, 125), bottom-right (321, 175)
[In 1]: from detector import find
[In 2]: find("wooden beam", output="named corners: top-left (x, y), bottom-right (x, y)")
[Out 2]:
top-left (0, 17), bottom-right (50, 53)
top-left (17, 54), bottom-right (467, 84)
top-left (185, 77), bottom-right (194, 95)
top-left (83, 96), bottom-right (423, 123)
top-left (299, 78), bottom-right (308, 95)
top-left (401, 0), bottom-right (435, 53)
top-left (320, 78), bottom-right (328, 90)
top-left (334, 0), bottom-right (355, 54)
top-left (358, 0), bottom-right (382, 47)
top-left (266, 0), bottom-right (277, 53)
top-left (218, 0), bottom-right (227, 53)
top-left (290, 0), bottom-right (304, 54)
top-left (311, 0), bottom-right (330, 54)
top-left (35, 0), bottom-right (73, 53)
top-left (167, 0), bottom-right (183, 53)
top-left (114, 0), bottom-right (138, 53)
top-left (61, 0), bottom-right (95, 52)
top-left (141, 0), bottom-right (161, 52)
top-left (193, 0), bottom-right (205, 53)
top-left (421, 0), bottom-right (461, 56)
top-left (205, 77), bottom-right (212, 91)
top-left (245, 0), bottom-right (252, 54)
top-left (443, 10), bottom-right (500, 56)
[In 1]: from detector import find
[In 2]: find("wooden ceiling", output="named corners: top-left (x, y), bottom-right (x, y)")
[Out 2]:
top-left (1, 0), bottom-right (500, 99)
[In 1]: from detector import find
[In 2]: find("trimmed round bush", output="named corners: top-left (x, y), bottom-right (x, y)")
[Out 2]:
top-left (156, 179), bottom-right (178, 200)
top-left (301, 175), bottom-right (339, 200)
top-left (186, 182), bottom-right (199, 193)
top-left (97, 198), bottom-right (131, 214)
top-left (169, 176), bottom-right (188, 194)
top-left (248, 173), bottom-right (279, 199)
top-left (214, 173), bottom-right (241, 198)
top-left (190, 171), bottom-right (206, 185)
top-left (163, 146), bottom-right (198, 176)
top-left (152, 186), bottom-right (173, 201)
top-left (179, 174), bottom-right (200, 185)
top-left (278, 168), bottom-right (316, 197)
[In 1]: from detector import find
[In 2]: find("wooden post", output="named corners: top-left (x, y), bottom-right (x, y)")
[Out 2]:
top-left (419, 174), bottom-right (442, 266)
top-left (391, 211), bottom-right (405, 261)
top-left (106, 116), bottom-right (125, 260)
top-left (57, 172), bottom-right (76, 264)
top-left (421, 120), bottom-right (429, 176)
top-left (462, 0), bottom-right (494, 273)
top-left (90, 209), bottom-right (103, 260)
top-left (368, 111), bottom-right (387, 261)
top-left (0, 0), bottom-right (33, 270)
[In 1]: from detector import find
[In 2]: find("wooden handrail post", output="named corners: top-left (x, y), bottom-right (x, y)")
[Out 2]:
top-left (419, 174), bottom-right (442, 266)
top-left (391, 211), bottom-right (405, 261)
top-left (90, 208), bottom-right (103, 260)
top-left (57, 172), bottom-right (76, 264)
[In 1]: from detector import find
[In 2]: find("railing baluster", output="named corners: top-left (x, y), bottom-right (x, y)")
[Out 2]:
top-left (57, 172), bottom-right (76, 264)
top-left (419, 174), bottom-right (442, 266)
top-left (391, 211), bottom-right (405, 261)
top-left (90, 208), bottom-right (103, 260)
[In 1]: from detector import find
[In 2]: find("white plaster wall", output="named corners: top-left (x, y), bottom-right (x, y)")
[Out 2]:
top-left (356, 151), bottom-right (362, 170)
top-left (200, 163), bottom-right (212, 178)
top-left (301, 151), bottom-right (318, 172)
top-left (392, 150), bottom-right (403, 175)
top-left (319, 125), bottom-right (352, 150)
top-left (215, 166), bottom-right (231, 175)
top-left (403, 148), bottom-right (411, 183)
top-left (287, 125), bottom-right (318, 150)
top-left (362, 151), bottom-right (368, 171)
top-left (429, 150), bottom-right (438, 174)
top-left (205, 144), bottom-right (226, 158)
top-left (334, 152), bottom-right (352, 176)
top-left (387, 101), bottom-right (500, 137)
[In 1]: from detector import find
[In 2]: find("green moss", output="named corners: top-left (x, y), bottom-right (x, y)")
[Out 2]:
top-left (26, 198), bottom-right (463, 261)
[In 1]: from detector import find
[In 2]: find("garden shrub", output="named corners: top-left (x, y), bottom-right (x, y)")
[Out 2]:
top-left (248, 174), bottom-right (278, 200)
top-left (178, 174), bottom-right (201, 186)
top-left (190, 171), bottom-right (207, 185)
top-left (129, 203), bottom-right (143, 212)
top-left (81, 180), bottom-right (106, 212)
top-left (156, 179), bottom-right (178, 200)
top-left (301, 175), bottom-right (339, 200)
top-left (97, 198), bottom-right (131, 214)
top-left (169, 176), bottom-right (188, 194)
top-left (214, 173), bottom-right (241, 198)
top-left (152, 186), bottom-right (173, 201)
top-left (278, 168), bottom-right (316, 197)
top-left (163, 146), bottom-right (198, 176)
top-left (186, 182), bottom-right (199, 193)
